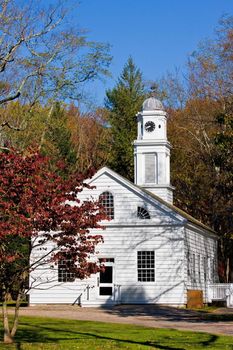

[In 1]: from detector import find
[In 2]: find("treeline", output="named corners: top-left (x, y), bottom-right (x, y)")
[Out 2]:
top-left (106, 17), bottom-right (233, 282)
top-left (168, 16), bottom-right (233, 282)
top-left (104, 17), bottom-right (233, 282)
top-left (0, 102), bottom-right (111, 176)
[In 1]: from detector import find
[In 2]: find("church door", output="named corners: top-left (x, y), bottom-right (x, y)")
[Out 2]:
top-left (98, 259), bottom-right (114, 299)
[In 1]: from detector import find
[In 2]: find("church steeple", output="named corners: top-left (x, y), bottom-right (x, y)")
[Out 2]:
top-left (133, 97), bottom-right (174, 203)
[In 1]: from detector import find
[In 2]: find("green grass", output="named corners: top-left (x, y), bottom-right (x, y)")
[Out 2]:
top-left (0, 316), bottom-right (233, 350)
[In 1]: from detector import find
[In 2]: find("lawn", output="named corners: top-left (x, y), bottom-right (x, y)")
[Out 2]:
top-left (0, 316), bottom-right (233, 349)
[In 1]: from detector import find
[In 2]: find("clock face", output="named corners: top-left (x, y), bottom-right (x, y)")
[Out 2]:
top-left (145, 121), bottom-right (155, 132)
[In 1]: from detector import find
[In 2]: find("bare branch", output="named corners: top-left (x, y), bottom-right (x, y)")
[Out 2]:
top-left (0, 38), bottom-right (24, 73)
top-left (0, 70), bottom-right (41, 105)
top-left (0, 121), bottom-right (24, 131)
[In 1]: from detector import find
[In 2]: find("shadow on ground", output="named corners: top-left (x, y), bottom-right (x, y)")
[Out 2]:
top-left (101, 304), bottom-right (233, 323)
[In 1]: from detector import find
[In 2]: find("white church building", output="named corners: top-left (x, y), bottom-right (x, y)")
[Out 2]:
top-left (29, 97), bottom-right (220, 307)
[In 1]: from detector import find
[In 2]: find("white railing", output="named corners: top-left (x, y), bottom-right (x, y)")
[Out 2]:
top-left (77, 284), bottom-right (122, 306)
top-left (114, 284), bottom-right (121, 304)
top-left (208, 283), bottom-right (233, 307)
top-left (209, 283), bottom-right (229, 300)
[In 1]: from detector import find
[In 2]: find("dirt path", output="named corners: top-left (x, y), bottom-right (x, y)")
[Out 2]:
top-left (12, 304), bottom-right (233, 336)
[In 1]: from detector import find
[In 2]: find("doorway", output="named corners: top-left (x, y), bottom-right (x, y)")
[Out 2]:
top-left (98, 258), bottom-right (114, 297)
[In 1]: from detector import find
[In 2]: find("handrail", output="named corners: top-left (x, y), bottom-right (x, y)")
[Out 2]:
top-left (72, 284), bottom-right (95, 306)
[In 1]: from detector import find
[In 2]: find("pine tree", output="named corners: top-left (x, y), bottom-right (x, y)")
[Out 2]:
top-left (43, 103), bottom-right (76, 176)
top-left (105, 57), bottom-right (146, 180)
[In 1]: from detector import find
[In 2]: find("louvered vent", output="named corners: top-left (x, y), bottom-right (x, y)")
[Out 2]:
top-left (145, 153), bottom-right (155, 183)
top-left (137, 207), bottom-right (150, 219)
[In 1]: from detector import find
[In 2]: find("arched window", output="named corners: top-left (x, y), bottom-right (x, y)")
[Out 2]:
top-left (99, 191), bottom-right (114, 219)
top-left (137, 206), bottom-right (150, 219)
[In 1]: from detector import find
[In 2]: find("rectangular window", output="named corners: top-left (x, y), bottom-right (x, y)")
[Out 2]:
top-left (58, 258), bottom-right (75, 283)
top-left (203, 256), bottom-right (207, 282)
top-left (212, 258), bottom-right (217, 283)
top-left (197, 254), bottom-right (201, 283)
top-left (137, 251), bottom-right (155, 282)
top-left (187, 251), bottom-right (190, 277)
top-left (144, 154), bottom-right (156, 183)
top-left (192, 253), bottom-right (196, 283)
top-left (99, 258), bottom-right (115, 263)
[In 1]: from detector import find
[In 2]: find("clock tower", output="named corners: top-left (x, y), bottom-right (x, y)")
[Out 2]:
top-left (133, 97), bottom-right (174, 203)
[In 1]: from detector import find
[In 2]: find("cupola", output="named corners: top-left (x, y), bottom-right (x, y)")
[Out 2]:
top-left (133, 98), bottom-right (174, 203)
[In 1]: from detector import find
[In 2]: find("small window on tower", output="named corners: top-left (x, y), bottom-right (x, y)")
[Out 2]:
top-left (99, 191), bottom-right (114, 219)
top-left (137, 207), bottom-right (150, 219)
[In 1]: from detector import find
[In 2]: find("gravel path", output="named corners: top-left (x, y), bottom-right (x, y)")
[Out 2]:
top-left (11, 304), bottom-right (233, 336)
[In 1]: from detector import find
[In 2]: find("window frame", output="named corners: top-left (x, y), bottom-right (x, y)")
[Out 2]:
top-left (189, 253), bottom-right (196, 285)
top-left (58, 257), bottom-right (75, 283)
top-left (144, 153), bottom-right (157, 184)
top-left (137, 250), bottom-right (155, 283)
top-left (187, 251), bottom-right (191, 279)
top-left (137, 206), bottom-right (150, 220)
top-left (99, 191), bottom-right (114, 220)
top-left (203, 256), bottom-right (208, 282)
top-left (197, 254), bottom-right (201, 283)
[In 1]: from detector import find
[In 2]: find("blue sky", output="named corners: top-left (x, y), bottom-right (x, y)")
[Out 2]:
top-left (65, 1), bottom-right (233, 108)
top-left (73, 0), bottom-right (232, 108)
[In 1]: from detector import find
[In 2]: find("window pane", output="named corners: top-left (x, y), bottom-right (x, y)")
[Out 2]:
top-left (100, 266), bottom-right (113, 284)
top-left (99, 258), bottom-right (114, 263)
top-left (99, 191), bottom-right (114, 219)
top-left (99, 287), bottom-right (112, 296)
top-left (137, 251), bottom-right (155, 282)
top-left (58, 258), bottom-right (75, 283)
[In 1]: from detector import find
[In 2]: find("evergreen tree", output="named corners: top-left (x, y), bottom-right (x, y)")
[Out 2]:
top-left (43, 103), bottom-right (76, 176)
top-left (105, 57), bottom-right (146, 180)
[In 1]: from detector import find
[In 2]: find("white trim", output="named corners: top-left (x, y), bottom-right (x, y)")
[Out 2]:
top-left (186, 222), bottom-right (218, 239)
top-left (97, 257), bottom-right (115, 300)
top-left (100, 222), bottom-right (184, 228)
top-left (136, 249), bottom-right (156, 284)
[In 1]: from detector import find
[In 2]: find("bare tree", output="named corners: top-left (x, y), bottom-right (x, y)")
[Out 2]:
top-left (0, 0), bottom-right (111, 136)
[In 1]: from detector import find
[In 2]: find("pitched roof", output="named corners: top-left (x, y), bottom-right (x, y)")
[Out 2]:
top-left (142, 187), bottom-right (216, 234)
top-left (88, 166), bottom-right (216, 235)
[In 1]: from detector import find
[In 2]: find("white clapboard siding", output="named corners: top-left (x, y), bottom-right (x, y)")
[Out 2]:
top-left (183, 224), bottom-right (218, 303)
top-left (30, 224), bottom-right (185, 305)
top-left (29, 167), bottom-right (217, 307)
top-left (79, 172), bottom-right (182, 225)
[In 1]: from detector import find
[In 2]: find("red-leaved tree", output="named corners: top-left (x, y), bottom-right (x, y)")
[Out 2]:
top-left (0, 149), bottom-right (105, 343)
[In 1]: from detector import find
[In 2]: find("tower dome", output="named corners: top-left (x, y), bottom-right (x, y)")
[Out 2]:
top-left (142, 97), bottom-right (164, 111)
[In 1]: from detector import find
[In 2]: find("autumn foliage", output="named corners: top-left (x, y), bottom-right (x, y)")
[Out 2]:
top-left (0, 149), bottom-right (105, 343)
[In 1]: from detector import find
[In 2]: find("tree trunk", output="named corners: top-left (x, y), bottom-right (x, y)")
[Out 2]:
top-left (10, 292), bottom-right (21, 339)
top-left (2, 295), bottom-right (14, 344)
top-left (38, 103), bottom-right (55, 150)
top-left (2, 291), bottom-right (22, 343)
